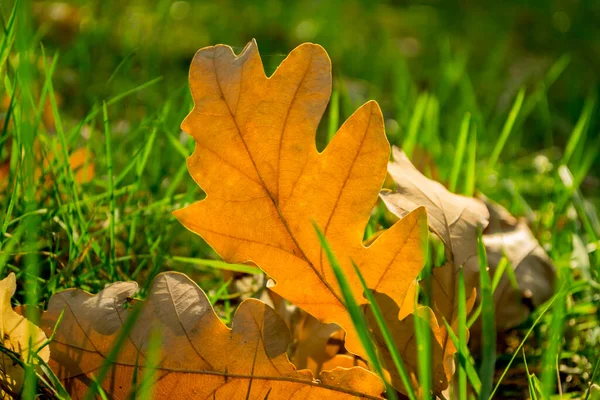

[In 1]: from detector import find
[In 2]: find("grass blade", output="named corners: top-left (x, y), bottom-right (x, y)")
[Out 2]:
top-left (463, 123), bottom-right (477, 196)
top-left (169, 256), bottom-right (261, 274)
top-left (327, 83), bottom-right (340, 141)
top-left (477, 226), bottom-right (495, 399)
top-left (457, 267), bottom-right (467, 400)
top-left (103, 102), bottom-right (117, 280)
top-left (488, 88), bottom-right (525, 170)
top-left (444, 318), bottom-right (481, 396)
top-left (562, 94), bottom-right (596, 166)
top-left (403, 92), bottom-right (429, 159)
top-left (351, 261), bottom-right (417, 400)
top-left (84, 302), bottom-right (144, 400)
top-left (490, 288), bottom-right (562, 398)
top-left (414, 287), bottom-right (432, 399)
top-left (313, 222), bottom-right (398, 400)
top-left (449, 112), bottom-right (470, 193)
top-left (540, 265), bottom-right (568, 396)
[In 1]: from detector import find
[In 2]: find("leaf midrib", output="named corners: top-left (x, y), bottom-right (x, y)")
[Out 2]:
top-left (54, 352), bottom-right (382, 400)
top-left (209, 48), bottom-right (345, 309)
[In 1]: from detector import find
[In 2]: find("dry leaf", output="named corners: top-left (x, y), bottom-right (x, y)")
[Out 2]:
top-left (289, 310), bottom-right (345, 374)
top-left (40, 272), bottom-right (384, 400)
top-left (0, 274), bottom-right (50, 398)
top-left (381, 147), bottom-right (485, 382)
top-left (482, 200), bottom-right (556, 330)
top-left (381, 147), bottom-right (490, 273)
top-left (428, 264), bottom-right (477, 379)
top-left (264, 288), bottom-right (348, 377)
top-left (365, 292), bottom-right (447, 392)
top-left (323, 355), bottom-right (368, 371)
top-left (174, 41), bottom-right (436, 390)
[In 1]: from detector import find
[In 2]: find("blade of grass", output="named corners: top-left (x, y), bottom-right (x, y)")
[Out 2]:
top-left (444, 319), bottom-right (481, 396)
top-left (327, 83), bottom-right (340, 141)
top-left (523, 350), bottom-right (539, 400)
top-left (84, 303), bottom-right (144, 400)
top-left (449, 112), bottom-right (470, 193)
top-left (463, 123), bottom-right (477, 196)
top-left (488, 88), bottom-right (525, 170)
top-left (0, 0), bottom-right (18, 72)
top-left (169, 256), bottom-right (261, 274)
top-left (313, 222), bottom-right (398, 400)
top-left (403, 92), bottom-right (429, 159)
top-left (562, 94), bottom-right (596, 166)
top-left (584, 356), bottom-right (600, 400)
top-left (541, 264), bottom-right (569, 396)
top-left (351, 260), bottom-right (417, 400)
top-left (477, 226), bottom-right (495, 399)
top-left (467, 256), bottom-right (509, 327)
top-left (413, 295), bottom-right (432, 399)
top-left (136, 328), bottom-right (162, 400)
top-left (457, 267), bottom-right (467, 400)
top-left (103, 102), bottom-right (116, 280)
top-left (489, 288), bottom-right (562, 398)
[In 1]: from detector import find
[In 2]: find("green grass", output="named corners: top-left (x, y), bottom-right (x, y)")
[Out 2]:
top-left (1, 0), bottom-right (599, 398)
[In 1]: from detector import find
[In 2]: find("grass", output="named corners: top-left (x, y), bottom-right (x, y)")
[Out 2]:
top-left (1, 0), bottom-right (599, 399)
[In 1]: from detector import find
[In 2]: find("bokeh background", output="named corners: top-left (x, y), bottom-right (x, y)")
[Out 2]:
top-left (32, 0), bottom-right (600, 145)
top-left (26, 0), bottom-right (600, 203)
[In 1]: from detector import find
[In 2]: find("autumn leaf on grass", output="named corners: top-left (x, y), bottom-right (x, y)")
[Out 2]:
top-left (482, 199), bottom-right (555, 330)
top-left (0, 274), bottom-right (50, 398)
top-left (173, 41), bottom-right (436, 391)
top-left (380, 147), bottom-right (487, 380)
top-left (39, 272), bottom-right (384, 400)
top-left (381, 147), bottom-right (490, 273)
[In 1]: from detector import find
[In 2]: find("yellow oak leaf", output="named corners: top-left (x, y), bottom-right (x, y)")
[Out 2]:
top-left (0, 274), bottom-right (50, 398)
top-left (174, 40), bottom-right (440, 392)
top-left (39, 272), bottom-right (384, 400)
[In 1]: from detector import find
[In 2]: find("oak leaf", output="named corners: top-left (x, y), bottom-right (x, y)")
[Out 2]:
top-left (39, 272), bottom-right (384, 399)
top-left (174, 41), bottom-right (434, 389)
top-left (380, 148), bottom-right (486, 381)
top-left (482, 200), bottom-right (555, 330)
top-left (381, 147), bottom-right (490, 273)
top-left (289, 310), bottom-right (345, 374)
top-left (0, 274), bottom-right (50, 398)
top-left (265, 288), bottom-right (360, 377)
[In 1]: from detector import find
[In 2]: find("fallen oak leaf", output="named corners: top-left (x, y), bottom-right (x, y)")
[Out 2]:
top-left (380, 147), bottom-right (484, 382)
top-left (289, 310), bottom-right (345, 374)
top-left (39, 272), bottom-right (384, 400)
top-left (381, 147), bottom-right (490, 273)
top-left (362, 290), bottom-right (447, 394)
top-left (428, 263), bottom-right (477, 379)
top-left (174, 41), bottom-right (438, 390)
top-left (481, 199), bottom-right (556, 330)
top-left (322, 354), bottom-right (368, 371)
top-left (0, 274), bottom-right (50, 398)
top-left (263, 287), bottom-right (351, 377)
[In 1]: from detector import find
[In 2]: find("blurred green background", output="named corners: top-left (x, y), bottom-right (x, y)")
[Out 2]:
top-left (22, 0), bottom-right (600, 207)
top-left (30, 0), bottom-right (600, 148)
